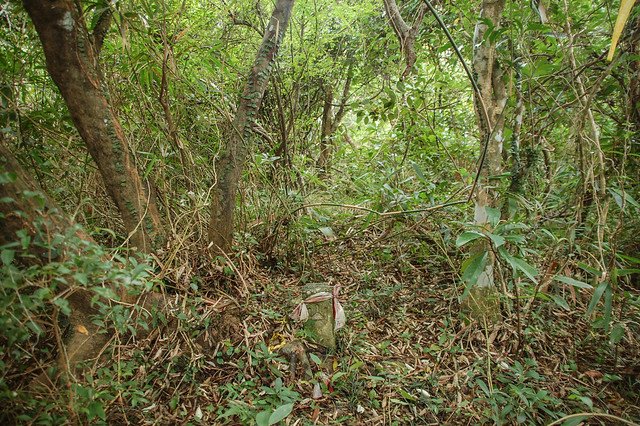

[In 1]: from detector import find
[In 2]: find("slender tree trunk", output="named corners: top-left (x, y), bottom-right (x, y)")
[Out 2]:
top-left (383, 0), bottom-right (427, 78)
top-left (317, 83), bottom-right (334, 173)
top-left (317, 64), bottom-right (353, 174)
top-left (209, 0), bottom-right (295, 254)
top-left (23, 0), bottom-right (163, 253)
top-left (629, 16), bottom-right (640, 149)
top-left (467, 0), bottom-right (507, 321)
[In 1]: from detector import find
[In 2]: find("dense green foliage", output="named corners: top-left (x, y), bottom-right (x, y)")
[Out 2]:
top-left (1, 0), bottom-right (639, 424)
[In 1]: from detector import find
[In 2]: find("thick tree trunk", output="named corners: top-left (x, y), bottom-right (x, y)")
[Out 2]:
top-left (209, 0), bottom-right (295, 254)
top-left (1, 140), bottom-right (166, 385)
top-left (23, 0), bottom-right (163, 253)
top-left (0, 140), bottom-right (106, 381)
top-left (467, 0), bottom-right (507, 322)
top-left (383, 0), bottom-right (427, 78)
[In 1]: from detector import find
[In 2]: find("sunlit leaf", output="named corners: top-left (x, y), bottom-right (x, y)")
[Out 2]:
top-left (269, 403), bottom-right (293, 425)
top-left (607, 0), bottom-right (636, 61)
top-left (498, 247), bottom-right (538, 283)
top-left (553, 275), bottom-right (593, 289)
top-left (456, 231), bottom-right (485, 247)
top-left (586, 281), bottom-right (609, 317)
top-left (461, 251), bottom-right (488, 284)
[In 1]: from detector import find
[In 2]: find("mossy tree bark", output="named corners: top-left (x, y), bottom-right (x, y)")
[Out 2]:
top-left (467, 0), bottom-right (507, 322)
top-left (209, 0), bottom-right (295, 255)
top-left (23, 0), bottom-right (163, 253)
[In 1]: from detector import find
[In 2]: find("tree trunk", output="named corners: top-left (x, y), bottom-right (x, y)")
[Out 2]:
top-left (317, 84), bottom-right (334, 173)
top-left (1, 139), bottom-right (166, 385)
top-left (209, 0), bottom-right (295, 254)
top-left (317, 64), bottom-right (353, 175)
top-left (0, 139), bottom-right (106, 382)
top-left (467, 0), bottom-right (507, 322)
top-left (23, 0), bottom-right (163, 253)
top-left (383, 0), bottom-right (427, 78)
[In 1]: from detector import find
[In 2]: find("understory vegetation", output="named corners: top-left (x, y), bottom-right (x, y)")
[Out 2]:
top-left (1, 0), bottom-right (639, 424)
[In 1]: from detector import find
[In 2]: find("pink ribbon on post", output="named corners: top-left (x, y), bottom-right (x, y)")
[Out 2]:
top-left (291, 285), bottom-right (345, 331)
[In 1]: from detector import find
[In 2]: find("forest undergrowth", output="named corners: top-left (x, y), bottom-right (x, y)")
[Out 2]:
top-left (3, 212), bottom-right (639, 425)
top-left (2, 0), bottom-right (640, 424)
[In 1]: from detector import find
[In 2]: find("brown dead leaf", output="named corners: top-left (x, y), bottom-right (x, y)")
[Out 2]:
top-left (75, 324), bottom-right (89, 335)
top-left (583, 370), bottom-right (603, 380)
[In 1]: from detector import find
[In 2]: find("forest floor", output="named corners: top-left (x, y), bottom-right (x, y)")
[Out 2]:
top-left (98, 225), bottom-right (640, 425)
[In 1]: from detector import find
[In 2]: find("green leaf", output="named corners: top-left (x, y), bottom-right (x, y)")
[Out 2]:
top-left (268, 403), bottom-right (293, 425)
top-left (309, 353), bottom-right (322, 365)
top-left (486, 207), bottom-right (501, 227)
top-left (577, 262), bottom-right (602, 277)
top-left (603, 284), bottom-right (613, 332)
top-left (498, 248), bottom-right (538, 283)
top-left (562, 415), bottom-right (588, 426)
top-left (411, 161), bottom-right (427, 182)
top-left (91, 286), bottom-right (119, 300)
top-left (1, 249), bottom-right (14, 266)
top-left (87, 401), bottom-right (106, 421)
top-left (486, 232), bottom-right (505, 248)
top-left (456, 231), bottom-right (484, 247)
top-left (256, 410), bottom-right (271, 426)
top-left (549, 294), bottom-right (570, 311)
top-left (319, 227), bottom-right (335, 238)
top-left (53, 298), bottom-right (71, 316)
top-left (609, 323), bottom-right (625, 345)
top-left (586, 281), bottom-right (608, 317)
top-left (475, 378), bottom-right (491, 396)
top-left (614, 268), bottom-right (640, 276)
top-left (461, 251), bottom-right (488, 284)
top-left (553, 275), bottom-right (593, 289)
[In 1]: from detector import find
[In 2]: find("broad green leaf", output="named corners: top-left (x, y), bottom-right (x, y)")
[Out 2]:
top-left (486, 207), bottom-right (501, 227)
top-left (487, 232), bottom-right (505, 248)
top-left (411, 161), bottom-right (427, 182)
top-left (309, 353), bottom-right (322, 365)
top-left (461, 251), bottom-right (488, 284)
top-left (87, 401), bottom-right (106, 421)
top-left (615, 268), bottom-right (640, 276)
top-left (319, 227), bottom-right (335, 238)
top-left (553, 275), bottom-right (593, 289)
top-left (475, 378), bottom-right (491, 396)
top-left (456, 231), bottom-right (484, 247)
top-left (577, 262), bottom-right (602, 277)
top-left (498, 248), bottom-right (538, 283)
top-left (609, 188), bottom-right (640, 212)
top-left (1, 249), bottom-right (14, 266)
top-left (609, 323), bottom-right (625, 345)
top-left (607, 0), bottom-right (636, 61)
top-left (53, 298), bottom-right (71, 316)
top-left (91, 286), bottom-right (119, 300)
top-left (268, 403), bottom-right (294, 425)
top-left (617, 254), bottom-right (640, 264)
top-left (256, 410), bottom-right (271, 426)
top-left (586, 281), bottom-right (609, 317)
top-left (561, 415), bottom-right (588, 426)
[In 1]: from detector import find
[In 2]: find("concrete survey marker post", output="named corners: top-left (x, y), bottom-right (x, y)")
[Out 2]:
top-left (302, 283), bottom-right (336, 351)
